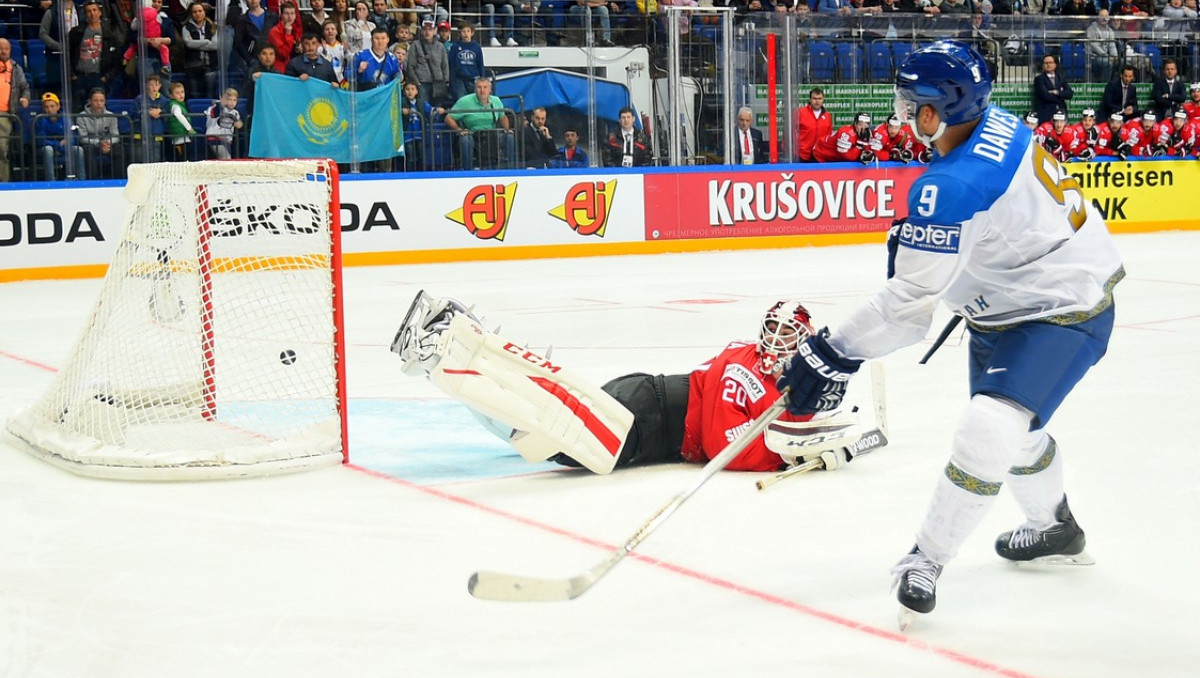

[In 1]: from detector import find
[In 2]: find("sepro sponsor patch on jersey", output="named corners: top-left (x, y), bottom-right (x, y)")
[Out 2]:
top-left (722, 363), bottom-right (767, 403)
top-left (899, 222), bottom-right (961, 254)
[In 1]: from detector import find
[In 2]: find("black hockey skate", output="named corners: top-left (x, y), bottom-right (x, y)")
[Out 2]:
top-left (891, 545), bottom-right (943, 631)
top-left (994, 496), bottom-right (1094, 566)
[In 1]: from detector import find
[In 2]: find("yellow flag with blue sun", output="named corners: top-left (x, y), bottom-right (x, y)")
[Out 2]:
top-left (250, 73), bottom-right (404, 162)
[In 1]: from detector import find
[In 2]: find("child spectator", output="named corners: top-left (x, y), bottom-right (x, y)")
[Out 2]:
top-left (399, 79), bottom-right (444, 171)
top-left (318, 19), bottom-right (348, 85)
top-left (165, 81), bottom-right (197, 161)
top-left (392, 23), bottom-right (413, 53)
top-left (205, 87), bottom-right (244, 159)
top-left (448, 21), bottom-right (484, 100)
top-left (34, 92), bottom-right (85, 181)
top-left (123, 0), bottom-right (174, 76)
top-left (134, 73), bottom-right (170, 162)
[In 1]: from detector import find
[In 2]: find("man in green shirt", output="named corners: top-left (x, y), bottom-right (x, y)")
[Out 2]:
top-left (444, 77), bottom-right (514, 169)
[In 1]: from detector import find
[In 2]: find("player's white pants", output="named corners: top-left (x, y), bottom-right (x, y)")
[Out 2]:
top-left (915, 394), bottom-right (1053, 565)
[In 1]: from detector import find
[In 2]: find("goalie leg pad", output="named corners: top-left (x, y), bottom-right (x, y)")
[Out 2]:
top-left (428, 313), bottom-right (635, 474)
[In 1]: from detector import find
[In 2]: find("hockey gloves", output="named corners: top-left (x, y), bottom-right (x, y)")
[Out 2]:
top-left (777, 329), bottom-right (862, 416)
top-left (859, 149), bottom-right (876, 165)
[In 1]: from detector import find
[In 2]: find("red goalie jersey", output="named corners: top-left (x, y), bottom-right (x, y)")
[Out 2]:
top-left (682, 342), bottom-right (812, 471)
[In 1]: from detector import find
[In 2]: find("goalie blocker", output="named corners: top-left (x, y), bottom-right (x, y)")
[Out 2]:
top-left (392, 293), bottom-right (843, 474)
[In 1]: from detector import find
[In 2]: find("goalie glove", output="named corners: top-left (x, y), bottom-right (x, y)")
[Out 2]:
top-left (777, 329), bottom-right (863, 415)
top-left (858, 149), bottom-right (875, 165)
top-left (819, 449), bottom-right (847, 471)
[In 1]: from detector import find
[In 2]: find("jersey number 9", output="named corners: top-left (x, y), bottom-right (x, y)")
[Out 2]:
top-left (1032, 145), bottom-right (1087, 232)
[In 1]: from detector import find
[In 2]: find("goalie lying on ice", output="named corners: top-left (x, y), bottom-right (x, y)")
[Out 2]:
top-left (391, 292), bottom-right (859, 474)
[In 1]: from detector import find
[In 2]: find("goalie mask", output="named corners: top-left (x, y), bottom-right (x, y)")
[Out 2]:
top-left (758, 300), bottom-right (815, 374)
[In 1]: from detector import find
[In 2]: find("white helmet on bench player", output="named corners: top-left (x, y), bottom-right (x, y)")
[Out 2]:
top-left (759, 300), bottom-right (815, 375)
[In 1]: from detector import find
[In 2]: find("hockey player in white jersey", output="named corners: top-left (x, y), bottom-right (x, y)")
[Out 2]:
top-left (776, 40), bottom-right (1124, 628)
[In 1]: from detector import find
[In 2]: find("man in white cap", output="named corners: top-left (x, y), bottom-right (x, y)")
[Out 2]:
top-left (1035, 109), bottom-right (1077, 162)
top-left (1090, 111), bottom-right (1123, 157)
top-left (813, 111), bottom-right (874, 162)
top-left (1164, 108), bottom-right (1197, 157)
top-left (1127, 111), bottom-right (1169, 157)
top-left (1072, 108), bottom-right (1101, 160)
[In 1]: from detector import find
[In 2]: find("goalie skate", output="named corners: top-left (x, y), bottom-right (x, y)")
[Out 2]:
top-left (995, 496), bottom-right (1095, 567)
top-left (390, 290), bottom-right (480, 377)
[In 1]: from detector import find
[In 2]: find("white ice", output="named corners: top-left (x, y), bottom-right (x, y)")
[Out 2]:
top-left (1, 232), bottom-right (1197, 678)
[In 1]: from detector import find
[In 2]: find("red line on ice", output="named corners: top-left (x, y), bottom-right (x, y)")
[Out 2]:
top-left (347, 463), bottom-right (1047, 678)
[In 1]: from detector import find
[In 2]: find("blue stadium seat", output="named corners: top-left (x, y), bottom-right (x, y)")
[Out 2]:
top-left (105, 99), bottom-right (137, 135)
top-left (427, 122), bottom-right (455, 170)
top-left (9, 39), bottom-right (25, 72)
top-left (187, 98), bottom-right (217, 114)
top-left (809, 41), bottom-right (835, 81)
top-left (25, 39), bottom-right (46, 88)
top-left (1060, 43), bottom-right (1086, 81)
top-left (869, 41), bottom-right (892, 82)
top-left (891, 41), bottom-right (914, 69)
top-left (835, 42), bottom-right (862, 81)
top-left (1136, 43), bottom-right (1163, 75)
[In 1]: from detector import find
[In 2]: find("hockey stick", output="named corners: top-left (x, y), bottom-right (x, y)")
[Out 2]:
top-left (467, 391), bottom-right (792, 603)
top-left (919, 315), bottom-right (963, 365)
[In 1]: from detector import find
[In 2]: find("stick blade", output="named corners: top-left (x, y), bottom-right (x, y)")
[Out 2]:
top-left (468, 570), bottom-right (592, 602)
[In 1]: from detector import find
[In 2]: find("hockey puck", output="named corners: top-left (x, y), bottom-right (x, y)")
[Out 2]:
top-left (280, 349), bottom-right (297, 365)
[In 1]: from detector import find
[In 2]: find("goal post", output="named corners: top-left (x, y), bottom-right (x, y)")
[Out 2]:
top-left (6, 159), bottom-right (348, 480)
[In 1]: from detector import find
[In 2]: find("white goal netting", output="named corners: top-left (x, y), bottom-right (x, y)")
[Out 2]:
top-left (6, 160), bottom-right (347, 480)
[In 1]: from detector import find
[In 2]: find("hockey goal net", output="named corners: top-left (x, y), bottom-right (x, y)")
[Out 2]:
top-left (6, 159), bottom-right (347, 480)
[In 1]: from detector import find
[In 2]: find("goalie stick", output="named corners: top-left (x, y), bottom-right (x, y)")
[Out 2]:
top-left (755, 427), bottom-right (889, 491)
top-left (467, 391), bottom-right (792, 602)
top-left (756, 362), bottom-right (889, 491)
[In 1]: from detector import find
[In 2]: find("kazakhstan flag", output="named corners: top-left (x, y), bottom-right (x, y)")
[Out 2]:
top-left (249, 73), bottom-right (404, 163)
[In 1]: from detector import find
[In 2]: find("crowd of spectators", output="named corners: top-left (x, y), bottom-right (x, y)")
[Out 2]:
top-left (1, 0), bottom-right (1199, 181)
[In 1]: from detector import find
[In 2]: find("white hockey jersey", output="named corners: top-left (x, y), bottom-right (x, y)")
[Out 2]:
top-left (830, 106), bottom-right (1125, 361)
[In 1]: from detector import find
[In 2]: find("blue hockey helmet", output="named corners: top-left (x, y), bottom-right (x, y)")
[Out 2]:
top-left (894, 40), bottom-right (992, 144)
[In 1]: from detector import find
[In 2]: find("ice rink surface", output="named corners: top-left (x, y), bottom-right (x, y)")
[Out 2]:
top-left (1, 232), bottom-right (1197, 678)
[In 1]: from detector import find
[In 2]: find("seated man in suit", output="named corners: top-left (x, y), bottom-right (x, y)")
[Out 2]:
top-left (735, 106), bottom-right (768, 165)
